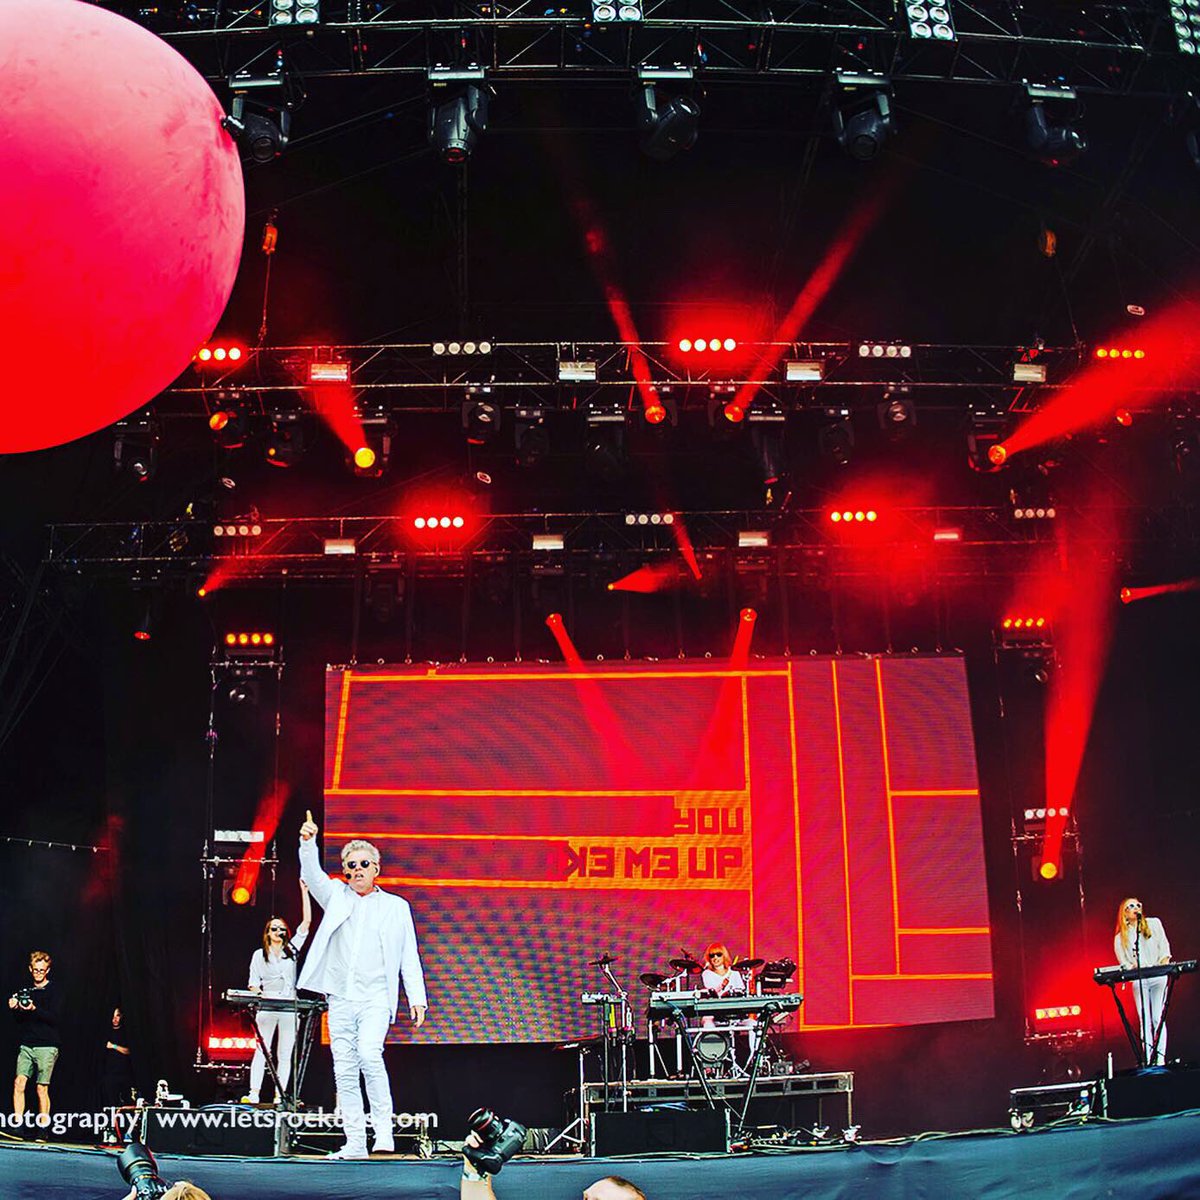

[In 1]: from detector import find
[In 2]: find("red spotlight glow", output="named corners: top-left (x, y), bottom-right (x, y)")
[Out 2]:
top-left (1115, 408), bottom-right (1133, 426)
top-left (1038, 860), bottom-right (1060, 881)
top-left (988, 443), bottom-right (1008, 466)
top-left (544, 611), bottom-right (584, 669)
top-left (723, 403), bottom-right (745, 423)
top-left (353, 445), bottom-right (376, 471)
top-left (644, 402), bottom-right (667, 424)
top-left (230, 885), bottom-right (251, 905)
top-left (1119, 578), bottom-right (1200, 605)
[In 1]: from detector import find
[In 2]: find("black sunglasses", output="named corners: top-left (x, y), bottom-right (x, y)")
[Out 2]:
top-left (344, 859), bottom-right (375, 871)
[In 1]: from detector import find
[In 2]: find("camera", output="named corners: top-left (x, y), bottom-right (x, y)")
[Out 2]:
top-left (12, 988), bottom-right (33, 1007)
top-left (117, 1141), bottom-right (169, 1200)
top-left (464, 1108), bottom-right (528, 1175)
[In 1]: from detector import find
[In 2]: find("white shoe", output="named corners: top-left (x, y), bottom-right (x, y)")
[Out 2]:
top-left (372, 1138), bottom-right (395, 1154)
top-left (327, 1144), bottom-right (369, 1160)
top-left (240, 1095), bottom-right (260, 1105)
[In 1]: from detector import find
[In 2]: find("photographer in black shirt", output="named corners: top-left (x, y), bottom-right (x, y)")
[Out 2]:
top-left (8, 950), bottom-right (60, 1119)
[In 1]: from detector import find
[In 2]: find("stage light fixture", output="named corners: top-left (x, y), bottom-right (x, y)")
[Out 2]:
top-left (635, 85), bottom-right (700, 161)
top-left (433, 339), bottom-right (493, 356)
top-left (903, 0), bottom-right (955, 40)
top-left (309, 360), bottom-right (350, 384)
top-left (1013, 505), bottom-right (1057, 521)
top-left (786, 359), bottom-right (824, 382)
top-left (932, 527), bottom-right (962, 543)
top-left (584, 400), bottom-right (628, 480)
top-left (1172, 4), bottom-right (1200, 54)
top-left (625, 511), bottom-right (676, 526)
top-left (1013, 361), bottom-right (1047, 383)
top-left (832, 81), bottom-right (893, 161)
top-left (858, 341), bottom-right (911, 358)
top-left (213, 520), bottom-right (263, 539)
top-left (532, 532), bottom-right (565, 551)
top-left (748, 400), bottom-right (786, 488)
top-left (223, 94), bottom-right (291, 163)
top-left (415, 511), bottom-right (465, 530)
top-left (113, 415), bottom-right (159, 484)
top-left (829, 509), bottom-right (878, 523)
top-left (514, 406), bottom-right (549, 467)
top-left (132, 602), bottom-right (153, 643)
top-left (462, 390), bottom-right (501, 445)
top-left (818, 407), bottom-right (854, 466)
top-left (269, 0), bottom-right (319, 23)
top-left (967, 407), bottom-right (1007, 472)
top-left (264, 410), bottom-right (306, 467)
top-left (350, 412), bottom-right (394, 478)
top-left (429, 83), bottom-right (489, 164)
top-left (877, 394), bottom-right (916, 438)
top-left (559, 360), bottom-right (598, 382)
top-left (1093, 346), bottom-right (1146, 360)
top-left (195, 341), bottom-right (247, 368)
top-left (738, 530), bottom-right (770, 548)
top-left (207, 392), bottom-right (249, 450)
top-left (1023, 85), bottom-right (1086, 167)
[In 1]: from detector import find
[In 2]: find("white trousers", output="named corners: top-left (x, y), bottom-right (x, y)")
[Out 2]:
top-left (1132, 977), bottom-right (1168, 1066)
top-left (327, 997), bottom-right (394, 1151)
top-left (249, 1010), bottom-right (298, 1098)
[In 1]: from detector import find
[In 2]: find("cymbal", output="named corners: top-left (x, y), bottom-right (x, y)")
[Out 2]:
top-left (639, 972), bottom-right (667, 988)
top-left (670, 957), bottom-right (702, 972)
top-left (733, 957), bottom-right (765, 971)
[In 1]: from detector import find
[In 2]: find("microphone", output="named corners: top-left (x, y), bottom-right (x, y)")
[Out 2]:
top-left (589, 954), bottom-right (617, 967)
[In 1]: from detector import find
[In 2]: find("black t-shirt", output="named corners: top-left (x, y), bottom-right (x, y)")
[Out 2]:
top-left (12, 980), bottom-right (59, 1048)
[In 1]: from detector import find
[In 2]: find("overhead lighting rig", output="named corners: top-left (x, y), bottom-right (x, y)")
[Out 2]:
top-left (1023, 83), bottom-right (1086, 168)
top-left (223, 59), bottom-right (295, 163)
top-left (429, 67), bottom-right (489, 164)
top-left (832, 73), bottom-right (894, 161)
top-left (635, 68), bottom-right (699, 161)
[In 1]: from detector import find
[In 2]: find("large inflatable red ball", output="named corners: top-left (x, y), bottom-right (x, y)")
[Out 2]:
top-left (0, 0), bottom-right (245, 453)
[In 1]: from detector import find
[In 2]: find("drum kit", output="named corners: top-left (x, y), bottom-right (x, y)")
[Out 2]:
top-left (635, 952), bottom-right (796, 1080)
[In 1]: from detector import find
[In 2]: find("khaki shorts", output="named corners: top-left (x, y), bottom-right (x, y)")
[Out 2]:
top-left (15, 1045), bottom-right (58, 1083)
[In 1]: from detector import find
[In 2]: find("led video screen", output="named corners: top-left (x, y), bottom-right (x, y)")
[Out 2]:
top-left (322, 655), bottom-right (993, 1042)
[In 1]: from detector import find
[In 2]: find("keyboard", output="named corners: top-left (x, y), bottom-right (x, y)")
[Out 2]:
top-left (223, 989), bottom-right (328, 1013)
top-left (648, 992), bottom-right (803, 1019)
top-left (1093, 960), bottom-right (1197, 986)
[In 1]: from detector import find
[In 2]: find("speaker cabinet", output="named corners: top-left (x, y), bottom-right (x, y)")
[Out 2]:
top-left (591, 1108), bottom-right (729, 1156)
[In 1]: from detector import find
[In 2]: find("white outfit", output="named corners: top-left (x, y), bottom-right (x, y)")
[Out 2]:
top-left (1114, 917), bottom-right (1172, 1065)
top-left (298, 837), bottom-right (427, 1154)
top-left (246, 926), bottom-right (308, 1101)
top-left (699, 967), bottom-right (755, 1057)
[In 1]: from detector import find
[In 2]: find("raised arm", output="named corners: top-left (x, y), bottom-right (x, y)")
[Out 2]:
top-left (297, 878), bottom-right (313, 936)
top-left (299, 811), bottom-right (335, 909)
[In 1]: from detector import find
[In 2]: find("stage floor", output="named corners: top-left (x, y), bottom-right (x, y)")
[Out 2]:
top-left (4, 1110), bottom-right (1200, 1200)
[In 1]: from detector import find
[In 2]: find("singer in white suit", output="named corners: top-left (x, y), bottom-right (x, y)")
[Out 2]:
top-left (298, 811), bottom-right (427, 1158)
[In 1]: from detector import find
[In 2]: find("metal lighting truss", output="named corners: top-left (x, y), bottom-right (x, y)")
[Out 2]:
top-left (172, 339), bottom-right (1186, 419)
top-left (42, 503), bottom-right (1195, 584)
top-left (90, 0), bottom-right (1200, 96)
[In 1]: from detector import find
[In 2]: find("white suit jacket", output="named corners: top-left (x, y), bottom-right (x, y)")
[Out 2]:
top-left (297, 837), bottom-right (427, 1016)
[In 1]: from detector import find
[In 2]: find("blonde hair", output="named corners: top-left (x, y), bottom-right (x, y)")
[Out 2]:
top-left (163, 1184), bottom-right (212, 1200)
top-left (341, 839), bottom-right (380, 867)
top-left (29, 951), bottom-right (51, 967)
top-left (1114, 897), bottom-right (1149, 949)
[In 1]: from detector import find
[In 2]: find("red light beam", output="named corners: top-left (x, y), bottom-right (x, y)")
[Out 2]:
top-left (1120, 578), bottom-right (1200, 604)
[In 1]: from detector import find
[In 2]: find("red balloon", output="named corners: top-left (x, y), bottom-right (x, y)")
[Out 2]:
top-left (0, 0), bottom-right (245, 452)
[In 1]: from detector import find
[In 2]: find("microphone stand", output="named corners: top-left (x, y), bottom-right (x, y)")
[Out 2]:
top-left (1133, 916), bottom-right (1148, 1069)
top-left (599, 959), bottom-right (630, 1112)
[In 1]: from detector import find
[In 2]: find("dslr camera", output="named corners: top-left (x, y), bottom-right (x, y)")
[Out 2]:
top-left (12, 988), bottom-right (33, 1008)
top-left (117, 1141), bottom-right (170, 1200)
top-left (464, 1108), bottom-right (527, 1175)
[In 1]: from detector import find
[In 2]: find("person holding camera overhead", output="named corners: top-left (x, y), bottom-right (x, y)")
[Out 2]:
top-left (8, 949), bottom-right (59, 1119)
top-left (298, 810), bottom-right (427, 1159)
top-left (461, 1112), bottom-right (648, 1199)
